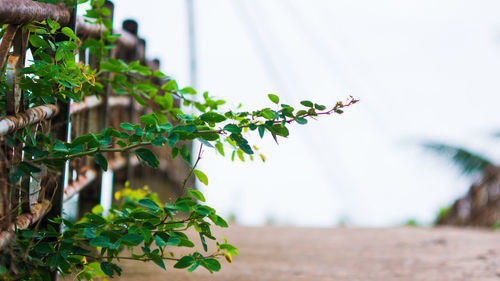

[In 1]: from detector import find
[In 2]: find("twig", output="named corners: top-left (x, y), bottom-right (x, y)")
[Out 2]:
top-left (181, 144), bottom-right (204, 197)
top-left (31, 142), bottom-right (151, 163)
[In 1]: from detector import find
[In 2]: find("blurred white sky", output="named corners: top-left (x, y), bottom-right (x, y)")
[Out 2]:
top-left (107, 0), bottom-right (500, 227)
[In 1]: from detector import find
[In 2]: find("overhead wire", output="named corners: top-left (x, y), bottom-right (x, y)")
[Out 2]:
top-left (230, 0), bottom-right (292, 97)
top-left (280, 0), bottom-right (393, 134)
top-left (230, 0), bottom-right (351, 214)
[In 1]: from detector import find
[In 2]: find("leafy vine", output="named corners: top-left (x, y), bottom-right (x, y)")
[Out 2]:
top-left (0, 0), bottom-right (357, 280)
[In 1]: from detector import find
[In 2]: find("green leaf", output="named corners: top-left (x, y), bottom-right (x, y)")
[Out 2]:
top-left (152, 254), bottom-right (166, 270)
top-left (193, 170), bottom-right (208, 185)
top-left (215, 141), bottom-right (225, 156)
top-left (171, 125), bottom-right (196, 134)
top-left (91, 205), bottom-right (104, 215)
top-left (219, 243), bottom-right (239, 256)
top-left (153, 70), bottom-right (167, 78)
top-left (188, 189), bottom-right (206, 202)
top-left (314, 103), bottom-right (326, 110)
top-left (152, 135), bottom-right (167, 147)
top-left (28, 34), bottom-right (48, 49)
top-left (161, 80), bottom-right (178, 92)
top-left (198, 139), bottom-right (215, 148)
top-left (159, 123), bottom-right (173, 132)
top-left (140, 228), bottom-right (153, 244)
top-left (53, 142), bottom-right (69, 153)
top-left (171, 147), bottom-right (179, 159)
top-left (208, 214), bottom-right (228, 228)
top-left (131, 211), bottom-right (158, 220)
top-left (134, 148), bottom-right (159, 168)
top-left (18, 162), bottom-right (41, 174)
top-left (120, 233), bottom-right (144, 246)
top-left (120, 123), bottom-right (135, 130)
top-left (85, 213), bottom-right (107, 225)
top-left (89, 236), bottom-right (111, 248)
top-left (258, 125), bottom-right (265, 138)
top-left (100, 262), bottom-right (114, 277)
top-left (180, 144), bottom-right (191, 164)
top-left (155, 235), bottom-right (167, 247)
top-left (223, 124), bottom-right (241, 134)
top-left (154, 93), bottom-right (173, 110)
top-left (270, 124), bottom-right (289, 137)
top-left (200, 233), bottom-right (208, 252)
top-left (102, 127), bottom-right (121, 137)
top-left (188, 261), bottom-right (201, 272)
top-left (180, 87), bottom-right (197, 95)
top-left (296, 117), bottom-right (307, 125)
top-left (174, 256), bottom-right (195, 269)
top-left (61, 27), bottom-right (80, 42)
top-left (201, 258), bottom-right (221, 272)
top-left (131, 91), bottom-right (147, 106)
top-left (137, 198), bottom-right (161, 211)
top-left (268, 94), bottom-right (279, 104)
top-left (128, 61), bottom-right (151, 76)
top-left (47, 18), bottom-right (60, 33)
top-left (230, 134), bottom-right (253, 155)
top-left (139, 113), bottom-right (158, 126)
top-left (200, 112), bottom-right (227, 123)
top-left (261, 109), bottom-right (276, 120)
top-left (100, 58), bottom-right (127, 73)
top-left (237, 150), bottom-right (245, 162)
top-left (167, 237), bottom-right (181, 246)
top-left (72, 133), bottom-right (98, 147)
top-left (195, 205), bottom-right (214, 216)
top-left (116, 140), bottom-right (127, 147)
top-left (301, 100), bottom-right (313, 107)
top-left (94, 152), bottom-right (108, 171)
top-left (167, 133), bottom-right (179, 147)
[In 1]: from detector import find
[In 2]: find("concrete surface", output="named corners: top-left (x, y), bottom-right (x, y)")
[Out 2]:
top-left (115, 225), bottom-right (500, 281)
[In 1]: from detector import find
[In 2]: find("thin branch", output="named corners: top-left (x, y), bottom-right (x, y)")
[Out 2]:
top-left (181, 144), bottom-right (204, 196)
top-left (83, 252), bottom-right (220, 263)
top-left (31, 142), bottom-right (151, 163)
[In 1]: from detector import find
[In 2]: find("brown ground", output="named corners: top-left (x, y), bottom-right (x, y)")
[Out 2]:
top-left (115, 226), bottom-right (500, 281)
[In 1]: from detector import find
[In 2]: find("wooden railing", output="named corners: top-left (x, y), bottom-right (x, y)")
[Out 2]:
top-left (437, 166), bottom-right (500, 227)
top-left (0, 0), bottom-right (191, 250)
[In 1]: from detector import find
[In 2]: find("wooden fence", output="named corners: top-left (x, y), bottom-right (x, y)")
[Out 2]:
top-left (437, 166), bottom-right (500, 227)
top-left (0, 0), bottom-right (191, 250)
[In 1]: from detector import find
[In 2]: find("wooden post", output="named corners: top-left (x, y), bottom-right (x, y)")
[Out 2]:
top-left (38, 5), bottom-right (76, 280)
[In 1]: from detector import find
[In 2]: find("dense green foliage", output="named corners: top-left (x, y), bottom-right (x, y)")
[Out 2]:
top-left (0, 0), bottom-right (356, 279)
top-left (8, 185), bottom-right (234, 280)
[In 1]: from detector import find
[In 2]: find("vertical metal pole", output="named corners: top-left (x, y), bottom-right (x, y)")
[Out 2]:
top-left (186, 0), bottom-right (197, 89)
top-left (186, 0), bottom-right (198, 174)
top-left (77, 0), bottom-right (114, 219)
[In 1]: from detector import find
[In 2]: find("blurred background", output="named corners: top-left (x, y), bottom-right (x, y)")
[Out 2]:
top-left (106, 0), bottom-right (500, 227)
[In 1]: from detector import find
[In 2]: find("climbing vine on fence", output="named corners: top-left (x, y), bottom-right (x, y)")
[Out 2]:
top-left (0, 0), bottom-right (357, 280)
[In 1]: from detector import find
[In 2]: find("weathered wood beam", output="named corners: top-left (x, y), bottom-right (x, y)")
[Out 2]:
top-left (108, 96), bottom-right (131, 107)
top-left (0, 0), bottom-right (70, 25)
top-left (0, 24), bottom-right (19, 73)
top-left (0, 200), bottom-right (50, 251)
top-left (0, 104), bottom-right (59, 136)
top-left (63, 169), bottom-right (97, 202)
top-left (70, 95), bottom-right (102, 115)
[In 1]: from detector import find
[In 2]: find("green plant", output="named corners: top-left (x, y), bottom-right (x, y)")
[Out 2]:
top-left (403, 219), bottom-right (419, 227)
top-left (9, 184), bottom-right (235, 280)
top-left (424, 142), bottom-right (493, 176)
top-left (0, 0), bottom-right (357, 280)
top-left (435, 205), bottom-right (451, 223)
top-left (493, 221), bottom-right (500, 230)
